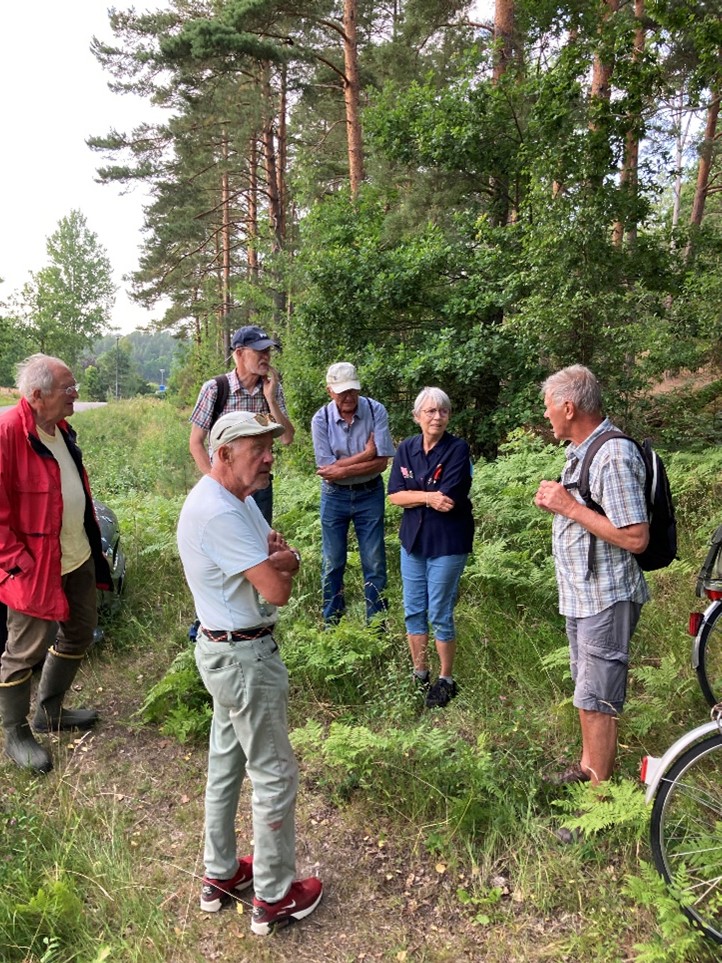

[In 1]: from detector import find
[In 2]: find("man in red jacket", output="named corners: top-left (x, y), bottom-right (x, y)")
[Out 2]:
top-left (0, 354), bottom-right (111, 773)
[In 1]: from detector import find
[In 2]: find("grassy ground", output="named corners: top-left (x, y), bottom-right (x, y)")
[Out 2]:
top-left (1, 397), bottom-right (721, 962)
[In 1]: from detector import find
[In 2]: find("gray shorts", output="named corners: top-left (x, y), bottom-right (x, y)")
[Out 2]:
top-left (566, 601), bottom-right (642, 715)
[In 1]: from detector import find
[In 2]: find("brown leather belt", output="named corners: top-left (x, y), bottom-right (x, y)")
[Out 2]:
top-left (200, 626), bottom-right (273, 642)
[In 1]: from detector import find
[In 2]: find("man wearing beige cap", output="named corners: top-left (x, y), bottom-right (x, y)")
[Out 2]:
top-left (177, 410), bottom-right (323, 935)
top-left (311, 363), bottom-right (395, 625)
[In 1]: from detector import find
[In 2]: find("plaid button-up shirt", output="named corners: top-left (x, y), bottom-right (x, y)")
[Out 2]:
top-left (190, 370), bottom-right (288, 431)
top-left (552, 418), bottom-right (650, 618)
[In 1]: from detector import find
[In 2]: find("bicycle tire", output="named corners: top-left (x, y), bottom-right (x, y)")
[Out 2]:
top-left (650, 732), bottom-right (722, 944)
top-left (696, 601), bottom-right (722, 708)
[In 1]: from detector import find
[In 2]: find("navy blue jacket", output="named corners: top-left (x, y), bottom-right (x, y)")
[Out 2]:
top-left (387, 432), bottom-right (474, 558)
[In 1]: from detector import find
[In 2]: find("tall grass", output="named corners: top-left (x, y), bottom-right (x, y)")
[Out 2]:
top-left (2, 399), bottom-right (721, 961)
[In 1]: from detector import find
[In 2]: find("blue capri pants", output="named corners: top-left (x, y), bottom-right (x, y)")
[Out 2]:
top-left (400, 547), bottom-right (469, 641)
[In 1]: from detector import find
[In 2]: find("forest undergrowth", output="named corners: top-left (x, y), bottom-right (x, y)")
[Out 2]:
top-left (1, 396), bottom-right (721, 963)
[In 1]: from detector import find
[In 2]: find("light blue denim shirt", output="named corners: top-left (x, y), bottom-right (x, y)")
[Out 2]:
top-left (311, 396), bottom-right (395, 485)
top-left (552, 418), bottom-right (651, 618)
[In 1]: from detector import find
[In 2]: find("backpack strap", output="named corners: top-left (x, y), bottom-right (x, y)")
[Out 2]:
top-left (564, 430), bottom-right (645, 580)
top-left (209, 374), bottom-right (230, 429)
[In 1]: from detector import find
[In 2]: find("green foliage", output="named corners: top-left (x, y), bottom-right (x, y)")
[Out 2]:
top-left (624, 863), bottom-right (709, 962)
top-left (553, 779), bottom-right (649, 837)
top-left (73, 399), bottom-right (196, 499)
top-left (0, 798), bottom-right (171, 963)
top-left (626, 654), bottom-right (696, 739)
top-left (140, 646), bottom-right (212, 742)
top-left (466, 429), bottom-right (563, 601)
top-left (12, 210), bottom-right (115, 368)
top-left (291, 717), bottom-right (500, 845)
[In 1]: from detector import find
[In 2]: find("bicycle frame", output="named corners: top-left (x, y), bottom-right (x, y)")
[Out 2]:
top-left (641, 719), bottom-right (721, 804)
top-left (691, 599), bottom-right (722, 673)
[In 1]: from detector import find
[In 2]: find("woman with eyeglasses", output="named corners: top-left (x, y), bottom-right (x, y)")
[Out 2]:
top-left (387, 387), bottom-right (474, 708)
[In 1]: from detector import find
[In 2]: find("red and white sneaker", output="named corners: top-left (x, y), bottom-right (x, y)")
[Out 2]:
top-left (200, 856), bottom-right (254, 912)
top-left (251, 876), bottom-right (324, 935)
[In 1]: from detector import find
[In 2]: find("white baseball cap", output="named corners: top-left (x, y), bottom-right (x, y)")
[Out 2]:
top-left (326, 362), bottom-right (361, 393)
top-left (210, 411), bottom-right (285, 453)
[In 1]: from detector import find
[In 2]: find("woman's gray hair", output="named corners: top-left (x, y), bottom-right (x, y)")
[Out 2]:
top-left (413, 386), bottom-right (452, 419)
top-left (541, 365), bottom-right (602, 415)
top-left (15, 354), bottom-right (66, 399)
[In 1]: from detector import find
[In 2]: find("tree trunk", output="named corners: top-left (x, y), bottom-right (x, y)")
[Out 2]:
top-left (492, 0), bottom-right (515, 84)
top-left (490, 0), bottom-right (515, 224)
top-left (613, 0), bottom-right (644, 247)
top-left (687, 90), bottom-right (721, 260)
top-left (261, 68), bottom-right (282, 256)
top-left (248, 133), bottom-right (259, 280)
top-left (342, 0), bottom-right (365, 196)
top-left (220, 127), bottom-right (232, 355)
top-left (277, 62), bottom-right (287, 244)
top-left (590, 0), bottom-right (618, 103)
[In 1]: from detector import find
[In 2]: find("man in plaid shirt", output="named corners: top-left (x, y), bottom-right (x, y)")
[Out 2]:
top-left (535, 365), bottom-right (650, 787)
top-left (189, 326), bottom-right (295, 524)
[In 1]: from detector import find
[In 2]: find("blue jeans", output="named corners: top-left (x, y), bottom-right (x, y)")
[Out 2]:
top-left (400, 548), bottom-right (469, 641)
top-left (320, 479), bottom-right (388, 623)
top-left (195, 630), bottom-right (298, 902)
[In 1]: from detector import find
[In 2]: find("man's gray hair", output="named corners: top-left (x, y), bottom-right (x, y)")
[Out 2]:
top-left (413, 386), bottom-right (452, 419)
top-left (541, 365), bottom-right (602, 415)
top-left (15, 354), bottom-right (67, 399)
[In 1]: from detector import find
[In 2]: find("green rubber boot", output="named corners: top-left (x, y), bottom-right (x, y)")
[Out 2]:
top-left (33, 649), bottom-right (98, 733)
top-left (0, 673), bottom-right (53, 773)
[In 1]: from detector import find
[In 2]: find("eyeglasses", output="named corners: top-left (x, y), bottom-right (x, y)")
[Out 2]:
top-left (60, 383), bottom-right (80, 396)
top-left (421, 407), bottom-right (450, 417)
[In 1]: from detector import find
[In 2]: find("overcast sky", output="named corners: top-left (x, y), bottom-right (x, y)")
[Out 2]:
top-left (0, 2), bottom-right (164, 334)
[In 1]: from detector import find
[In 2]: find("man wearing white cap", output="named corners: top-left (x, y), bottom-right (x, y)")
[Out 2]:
top-left (311, 363), bottom-right (395, 625)
top-left (177, 410), bottom-right (323, 935)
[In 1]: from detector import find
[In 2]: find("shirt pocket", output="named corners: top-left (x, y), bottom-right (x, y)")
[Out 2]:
top-left (14, 474), bottom-right (56, 537)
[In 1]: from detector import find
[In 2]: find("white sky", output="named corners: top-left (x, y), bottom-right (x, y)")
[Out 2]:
top-left (0, 1), bottom-right (165, 334)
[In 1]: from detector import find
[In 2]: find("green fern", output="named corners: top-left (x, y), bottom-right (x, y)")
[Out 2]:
top-left (553, 778), bottom-right (649, 836)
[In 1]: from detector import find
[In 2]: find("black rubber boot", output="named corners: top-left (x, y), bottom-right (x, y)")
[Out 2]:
top-left (0, 674), bottom-right (53, 773)
top-left (33, 650), bottom-right (98, 733)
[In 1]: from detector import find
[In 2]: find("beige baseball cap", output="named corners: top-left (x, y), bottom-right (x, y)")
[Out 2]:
top-left (326, 362), bottom-right (361, 393)
top-left (210, 411), bottom-right (285, 453)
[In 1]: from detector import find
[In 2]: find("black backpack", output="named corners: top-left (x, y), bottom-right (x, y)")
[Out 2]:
top-left (569, 430), bottom-right (677, 576)
top-left (209, 374), bottom-right (231, 429)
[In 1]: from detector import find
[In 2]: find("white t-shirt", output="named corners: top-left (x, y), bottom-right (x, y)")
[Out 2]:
top-left (177, 475), bottom-right (277, 630)
top-left (37, 425), bottom-right (91, 575)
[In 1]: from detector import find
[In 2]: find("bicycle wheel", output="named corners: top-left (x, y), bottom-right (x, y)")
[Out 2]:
top-left (696, 602), bottom-right (722, 708)
top-left (650, 732), bottom-right (722, 944)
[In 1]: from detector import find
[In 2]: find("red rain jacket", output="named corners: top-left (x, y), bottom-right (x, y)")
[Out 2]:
top-left (0, 397), bottom-right (111, 620)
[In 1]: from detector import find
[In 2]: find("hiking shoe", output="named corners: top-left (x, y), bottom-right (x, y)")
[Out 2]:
top-left (425, 678), bottom-right (457, 708)
top-left (542, 762), bottom-right (591, 786)
top-left (200, 856), bottom-right (254, 912)
top-left (251, 876), bottom-right (324, 935)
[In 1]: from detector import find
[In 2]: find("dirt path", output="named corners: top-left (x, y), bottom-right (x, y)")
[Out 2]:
top-left (46, 651), bottom-right (500, 963)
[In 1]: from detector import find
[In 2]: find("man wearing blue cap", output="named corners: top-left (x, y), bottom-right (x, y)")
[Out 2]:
top-left (189, 325), bottom-right (295, 524)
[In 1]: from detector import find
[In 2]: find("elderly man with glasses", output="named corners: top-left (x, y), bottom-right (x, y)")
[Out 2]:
top-left (0, 353), bottom-right (111, 772)
top-left (189, 325), bottom-right (295, 525)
